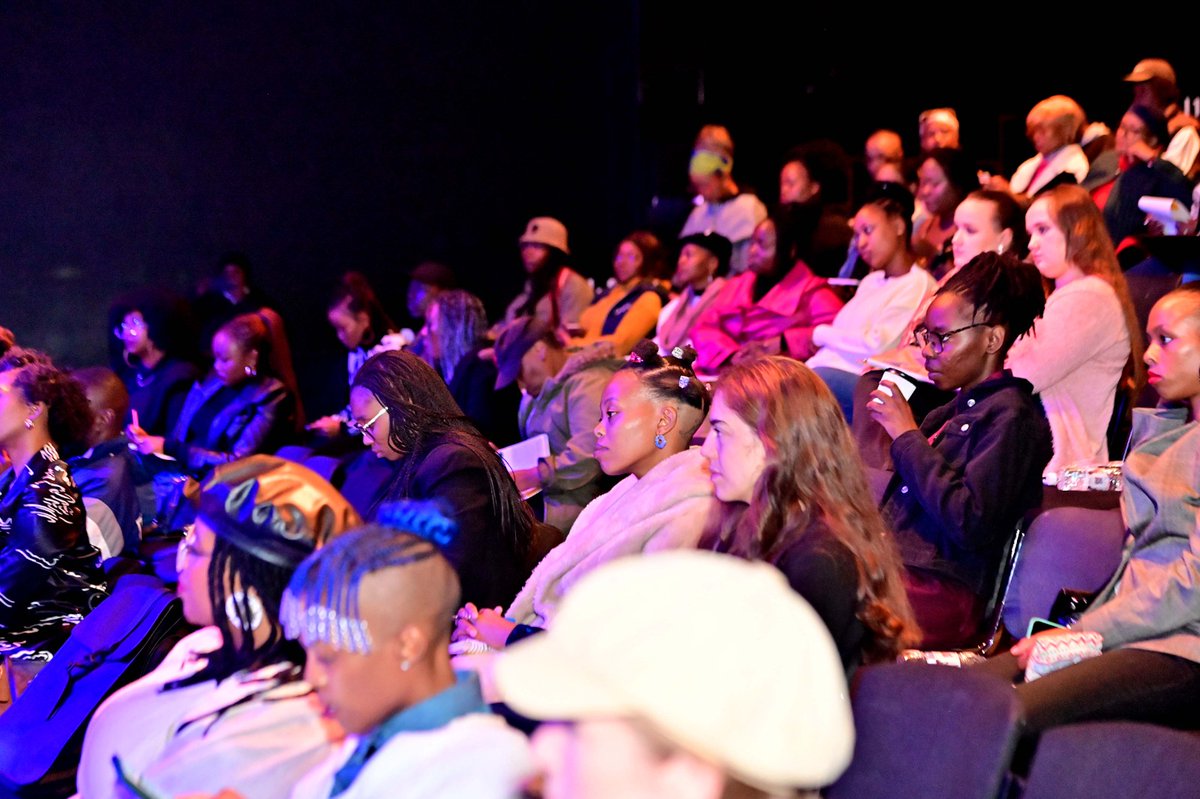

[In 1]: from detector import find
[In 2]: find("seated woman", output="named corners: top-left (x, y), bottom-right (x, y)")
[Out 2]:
top-left (852, 189), bottom-right (1027, 469)
top-left (869, 253), bottom-right (1053, 647)
top-left (1008, 184), bottom-right (1142, 478)
top-left (127, 312), bottom-right (299, 476)
top-left (983, 284), bottom-right (1200, 733)
top-left (778, 140), bottom-right (854, 277)
top-left (0, 350), bottom-right (105, 652)
top-left (571, 232), bottom-right (669, 356)
top-left (453, 340), bottom-right (717, 645)
top-left (689, 209), bottom-right (844, 374)
top-left (501, 217), bottom-right (591, 333)
top-left (349, 350), bottom-right (536, 610)
top-left (807, 183), bottom-right (938, 422)
top-left (77, 456), bottom-right (361, 798)
top-left (912, 147), bottom-right (978, 276)
top-left (699, 355), bottom-right (919, 672)
top-left (1091, 104), bottom-right (1192, 248)
top-left (990, 95), bottom-right (1089, 199)
top-left (109, 288), bottom-right (199, 436)
top-left (306, 272), bottom-right (398, 439)
top-left (427, 289), bottom-right (519, 447)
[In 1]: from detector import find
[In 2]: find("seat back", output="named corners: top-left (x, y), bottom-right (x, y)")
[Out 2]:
top-left (1002, 507), bottom-right (1125, 638)
top-left (825, 662), bottom-right (1021, 799)
top-left (1023, 721), bottom-right (1200, 799)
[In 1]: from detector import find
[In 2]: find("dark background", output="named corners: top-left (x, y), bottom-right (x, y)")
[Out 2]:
top-left (1, 5), bottom-right (1193, 414)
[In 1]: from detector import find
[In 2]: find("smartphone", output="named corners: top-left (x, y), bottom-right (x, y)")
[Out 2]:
top-left (1026, 617), bottom-right (1067, 637)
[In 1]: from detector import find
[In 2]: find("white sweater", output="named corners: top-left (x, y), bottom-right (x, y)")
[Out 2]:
top-left (806, 266), bottom-right (937, 375)
top-left (1007, 275), bottom-right (1131, 475)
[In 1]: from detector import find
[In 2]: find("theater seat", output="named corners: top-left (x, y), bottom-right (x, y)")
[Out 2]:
top-left (825, 662), bottom-right (1021, 799)
top-left (1023, 722), bottom-right (1200, 799)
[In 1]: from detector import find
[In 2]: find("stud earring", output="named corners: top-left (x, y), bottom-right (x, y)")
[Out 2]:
top-left (23, 419), bottom-right (33, 430)
top-left (400, 659), bottom-right (411, 672)
top-left (654, 433), bottom-right (667, 449)
top-left (244, 364), bottom-right (257, 377)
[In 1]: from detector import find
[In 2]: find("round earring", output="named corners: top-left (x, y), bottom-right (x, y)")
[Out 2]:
top-left (654, 433), bottom-right (667, 449)
top-left (244, 364), bottom-right (257, 378)
top-left (23, 419), bottom-right (33, 430)
top-left (224, 591), bottom-right (265, 631)
top-left (400, 659), bottom-right (411, 672)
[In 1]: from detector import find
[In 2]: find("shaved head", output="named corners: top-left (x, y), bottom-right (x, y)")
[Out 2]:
top-left (357, 548), bottom-right (461, 646)
top-left (73, 366), bottom-right (129, 445)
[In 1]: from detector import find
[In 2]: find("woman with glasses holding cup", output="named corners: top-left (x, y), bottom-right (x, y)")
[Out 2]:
top-left (868, 252), bottom-right (1053, 647)
top-left (348, 350), bottom-right (535, 610)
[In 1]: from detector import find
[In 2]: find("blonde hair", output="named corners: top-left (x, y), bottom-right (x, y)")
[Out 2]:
top-left (1028, 95), bottom-right (1086, 144)
top-left (707, 357), bottom-right (919, 660)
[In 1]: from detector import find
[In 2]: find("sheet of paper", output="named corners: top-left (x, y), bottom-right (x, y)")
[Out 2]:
top-left (497, 433), bottom-right (551, 473)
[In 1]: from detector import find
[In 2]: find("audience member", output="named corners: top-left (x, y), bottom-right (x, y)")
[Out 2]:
top-left (984, 284), bottom-right (1200, 733)
top-left (700, 356), bottom-right (919, 670)
top-left (808, 184), bottom-right (937, 421)
top-left (571, 232), bottom-right (669, 356)
top-left (495, 552), bottom-right (855, 799)
top-left (126, 312), bottom-right (298, 476)
top-left (655, 231), bottom-right (732, 352)
top-left (349, 350), bottom-right (535, 608)
top-left (69, 366), bottom-right (141, 559)
top-left (1008, 185), bottom-right (1143, 477)
top-left (913, 147), bottom-right (978, 274)
top-left (281, 514), bottom-right (533, 799)
top-left (429, 290), bottom-right (520, 446)
top-left (502, 217), bottom-right (591, 332)
top-left (0, 349), bottom-right (104, 651)
top-left (919, 107), bottom-right (960, 153)
top-left (690, 211), bottom-right (844, 373)
top-left (307, 272), bottom-right (398, 438)
top-left (76, 456), bottom-right (361, 798)
top-left (1124, 57), bottom-right (1200, 177)
top-left (853, 189), bottom-right (1027, 469)
top-left (1092, 104), bottom-right (1192, 247)
top-left (193, 251), bottom-right (273, 345)
top-left (993, 95), bottom-right (1089, 198)
top-left (778, 140), bottom-right (855, 276)
top-left (865, 128), bottom-right (906, 183)
top-left (493, 319), bottom-right (621, 534)
top-left (454, 341), bottom-right (716, 643)
top-left (679, 124), bottom-right (768, 275)
top-left (108, 289), bottom-right (199, 436)
top-left (872, 253), bottom-right (1052, 647)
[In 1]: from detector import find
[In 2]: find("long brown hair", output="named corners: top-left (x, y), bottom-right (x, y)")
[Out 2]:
top-left (705, 356), bottom-right (918, 661)
top-left (1038, 184), bottom-right (1146, 393)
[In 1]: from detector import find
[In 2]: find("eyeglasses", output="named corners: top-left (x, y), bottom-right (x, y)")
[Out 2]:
top-left (913, 323), bottom-right (989, 355)
top-left (351, 406), bottom-right (389, 438)
top-left (112, 318), bottom-right (147, 339)
top-left (175, 525), bottom-right (212, 572)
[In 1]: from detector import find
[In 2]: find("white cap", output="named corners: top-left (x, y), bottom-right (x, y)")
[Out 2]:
top-left (494, 551), bottom-right (855, 792)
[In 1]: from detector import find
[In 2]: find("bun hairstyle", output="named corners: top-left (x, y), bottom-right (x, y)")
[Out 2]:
top-left (966, 189), bottom-right (1029, 258)
top-left (0, 348), bottom-right (93, 456)
top-left (621, 340), bottom-right (710, 417)
top-left (863, 181), bottom-right (916, 240)
top-left (939, 252), bottom-right (1046, 355)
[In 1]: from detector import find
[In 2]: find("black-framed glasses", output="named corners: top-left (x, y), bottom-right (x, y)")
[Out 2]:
top-left (913, 323), bottom-right (989, 355)
top-left (351, 406), bottom-right (389, 438)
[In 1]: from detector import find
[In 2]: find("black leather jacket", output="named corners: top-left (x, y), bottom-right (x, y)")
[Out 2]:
top-left (164, 374), bottom-right (295, 474)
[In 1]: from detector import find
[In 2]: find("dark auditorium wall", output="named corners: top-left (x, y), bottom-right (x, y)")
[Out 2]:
top-left (1, 5), bottom-right (1194, 415)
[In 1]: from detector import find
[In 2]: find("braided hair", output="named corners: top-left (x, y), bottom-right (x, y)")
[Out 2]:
top-left (938, 251), bottom-right (1046, 356)
top-left (620, 340), bottom-right (710, 440)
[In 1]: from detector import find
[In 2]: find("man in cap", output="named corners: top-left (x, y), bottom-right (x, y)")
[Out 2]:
top-left (1124, 57), bottom-right (1200, 177)
top-left (679, 125), bottom-right (768, 276)
top-left (495, 551), bottom-right (856, 799)
top-left (501, 217), bottom-right (592, 333)
top-left (281, 505), bottom-right (533, 798)
top-left (655, 231), bottom-right (732, 354)
top-left (493, 318), bottom-right (621, 534)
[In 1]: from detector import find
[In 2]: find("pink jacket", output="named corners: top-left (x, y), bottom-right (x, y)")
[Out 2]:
top-left (691, 261), bottom-right (844, 373)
